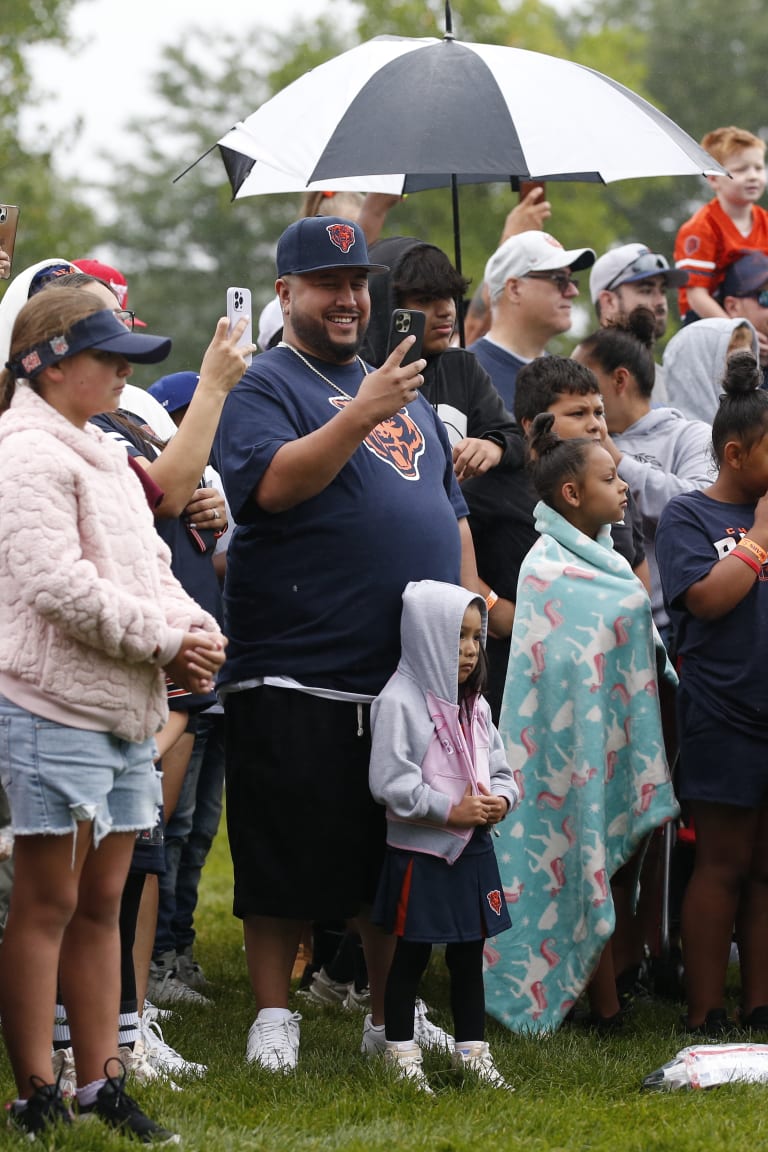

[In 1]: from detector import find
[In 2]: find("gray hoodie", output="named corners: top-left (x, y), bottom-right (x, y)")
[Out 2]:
top-left (663, 317), bottom-right (760, 424)
top-left (615, 406), bottom-right (714, 629)
top-left (369, 580), bottom-right (517, 864)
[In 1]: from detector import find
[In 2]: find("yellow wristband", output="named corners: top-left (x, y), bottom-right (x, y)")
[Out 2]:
top-left (485, 590), bottom-right (499, 611)
top-left (738, 537), bottom-right (768, 566)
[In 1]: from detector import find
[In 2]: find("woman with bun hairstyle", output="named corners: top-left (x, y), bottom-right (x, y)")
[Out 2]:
top-left (656, 350), bottom-right (768, 1036)
top-left (0, 287), bottom-right (226, 1140)
top-left (486, 413), bottom-right (678, 1035)
top-left (573, 306), bottom-right (713, 648)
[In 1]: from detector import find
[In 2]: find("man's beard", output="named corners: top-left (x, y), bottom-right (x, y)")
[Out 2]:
top-left (289, 309), bottom-right (368, 364)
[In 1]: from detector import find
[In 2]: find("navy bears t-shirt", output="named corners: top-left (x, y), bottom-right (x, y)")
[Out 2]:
top-left (657, 489), bottom-right (768, 735)
top-left (213, 345), bottom-right (467, 696)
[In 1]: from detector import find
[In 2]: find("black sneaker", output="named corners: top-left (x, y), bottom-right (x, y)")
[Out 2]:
top-left (78, 1060), bottom-right (179, 1145)
top-left (7, 1076), bottom-right (72, 1136)
top-left (679, 1008), bottom-right (733, 1039)
top-left (741, 1005), bottom-right (768, 1033)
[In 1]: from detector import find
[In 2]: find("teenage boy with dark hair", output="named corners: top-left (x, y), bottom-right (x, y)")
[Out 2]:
top-left (364, 236), bottom-right (524, 482)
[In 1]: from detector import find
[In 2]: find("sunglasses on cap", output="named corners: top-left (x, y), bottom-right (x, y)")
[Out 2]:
top-left (737, 288), bottom-right (768, 308)
top-left (605, 252), bottom-right (671, 291)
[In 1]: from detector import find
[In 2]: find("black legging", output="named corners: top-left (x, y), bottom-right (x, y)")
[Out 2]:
top-left (384, 938), bottom-right (486, 1042)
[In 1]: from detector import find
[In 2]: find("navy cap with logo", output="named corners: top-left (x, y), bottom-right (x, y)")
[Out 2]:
top-left (148, 371), bottom-right (200, 413)
top-left (718, 251), bottom-right (768, 300)
top-left (7, 308), bottom-right (171, 380)
top-left (276, 216), bottom-right (389, 278)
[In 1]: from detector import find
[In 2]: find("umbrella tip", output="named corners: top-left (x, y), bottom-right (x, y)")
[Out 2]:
top-left (444, 0), bottom-right (455, 39)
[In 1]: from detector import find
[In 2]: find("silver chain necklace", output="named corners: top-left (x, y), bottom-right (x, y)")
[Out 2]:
top-left (278, 340), bottom-right (368, 401)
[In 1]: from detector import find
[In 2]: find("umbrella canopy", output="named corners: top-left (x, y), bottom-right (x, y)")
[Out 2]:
top-left (216, 33), bottom-right (724, 194)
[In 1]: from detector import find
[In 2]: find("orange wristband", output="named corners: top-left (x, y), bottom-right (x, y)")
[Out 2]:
top-left (485, 590), bottom-right (499, 611)
top-left (738, 537), bottom-right (768, 565)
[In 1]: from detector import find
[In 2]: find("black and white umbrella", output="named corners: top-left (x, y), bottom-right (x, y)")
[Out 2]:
top-left (202, 7), bottom-right (724, 298)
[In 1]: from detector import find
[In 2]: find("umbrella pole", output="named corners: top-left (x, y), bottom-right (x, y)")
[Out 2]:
top-left (451, 174), bottom-right (465, 348)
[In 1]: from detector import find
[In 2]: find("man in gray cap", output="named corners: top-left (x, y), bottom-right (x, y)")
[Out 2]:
top-left (590, 242), bottom-right (688, 402)
top-left (213, 216), bottom-right (476, 1074)
top-left (468, 230), bottom-right (595, 412)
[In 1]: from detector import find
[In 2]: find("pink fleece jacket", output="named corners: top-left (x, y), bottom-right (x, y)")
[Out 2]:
top-left (0, 386), bottom-right (220, 742)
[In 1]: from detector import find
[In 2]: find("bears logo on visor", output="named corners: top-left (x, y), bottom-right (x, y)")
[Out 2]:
top-left (326, 223), bottom-right (356, 254)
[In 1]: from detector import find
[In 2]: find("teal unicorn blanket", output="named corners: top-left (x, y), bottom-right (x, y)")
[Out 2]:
top-left (485, 501), bottom-right (678, 1034)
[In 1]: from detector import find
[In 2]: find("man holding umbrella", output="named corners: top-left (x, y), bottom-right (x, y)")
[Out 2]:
top-left (213, 216), bottom-right (477, 1072)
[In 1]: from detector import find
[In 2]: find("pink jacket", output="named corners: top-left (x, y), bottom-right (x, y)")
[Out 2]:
top-left (0, 386), bottom-right (220, 742)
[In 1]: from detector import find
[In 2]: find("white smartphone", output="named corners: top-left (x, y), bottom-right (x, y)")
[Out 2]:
top-left (226, 286), bottom-right (253, 367)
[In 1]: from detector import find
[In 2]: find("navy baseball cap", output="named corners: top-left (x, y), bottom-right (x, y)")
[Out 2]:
top-left (7, 308), bottom-right (171, 380)
top-left (276, 216), bottom-right (388, 277)
top-left (718, 251), bottom-right (768, 299)
top-left (148, 371), bottom-right (200, 413)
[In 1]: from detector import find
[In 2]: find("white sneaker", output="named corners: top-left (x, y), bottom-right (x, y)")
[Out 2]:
top-left (140, 1015), bottom-right (206, 1078)
top-left (452, 1041), bottom-right (513, 1090)
top-left (143, 998), bottom-right (173, 1023)
top-left (306, 967), bottom-right (351, 1007)
top-left (361, 1014), bottom-right (387, 1055)
top-left (148, 962), bottom-right (212, 1007)
top-left (343, 984), bottom-right (371, 1012)
top-left (384, 1042), bottom-right (434, 1094)
top-left (118, 1038), bottom-right (180, 1090)
top-left (246, 1012), bottom-right (301, 1072)
top-left (51, 1046), bottom-right (77, 1097)
top-left (414, 999), bottom-right (454, 1052)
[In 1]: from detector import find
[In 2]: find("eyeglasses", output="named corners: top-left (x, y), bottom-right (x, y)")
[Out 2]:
top-left (525, 271), bottom-right (579, 294)
top-left (738, 289), bottom-right (768, 308)
top-left (604, 252), bottom-right (670, 291)
top-left (114, 309), bottom-right (135, 330)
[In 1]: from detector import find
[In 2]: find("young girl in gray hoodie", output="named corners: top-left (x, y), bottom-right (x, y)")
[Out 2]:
top-left (369, 580), bottom-right (518, 1093)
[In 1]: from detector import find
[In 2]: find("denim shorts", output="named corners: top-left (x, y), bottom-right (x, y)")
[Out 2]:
top-left (0, 695), bottom-right (161, 847)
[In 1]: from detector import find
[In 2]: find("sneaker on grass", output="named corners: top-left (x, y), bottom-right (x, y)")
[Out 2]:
top-left (140, 1016), bottom-right (206, 1078)
top-left (7, 1077), bottom-right (72, 1137)
top-left (148, 955), bottom-right (212, 1007)
top-left (175, 949), bottom-right (209, 993)
top-left (246, 1011), bottom-right (301, 1072)
top-left (77, 1059), bottom-right (179, 1144)
top-left (384, 1042), bottom-right (434, 1094)
top-left (452, 1041), bottom-right (514, 1089)
top-left (305, 966), bottom-right (351, 1007)
top-left (362, 1000), bottom-right (454, 1056)
top-left (51, 1046), bottom-right (77, 1097)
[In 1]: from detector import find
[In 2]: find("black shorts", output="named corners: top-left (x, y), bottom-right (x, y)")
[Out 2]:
top-left (678, 687), bottom-right (768, 809)
top-left (224, 686), bottom-right (386, 921)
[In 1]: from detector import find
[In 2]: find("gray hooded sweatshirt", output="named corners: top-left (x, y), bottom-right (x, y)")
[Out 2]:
top-left (369, 580), bottom-right (517, 864)
top-left (663, 317), bottom-right (760, 424)
top-left (615, 406), bottom-right (714, 629)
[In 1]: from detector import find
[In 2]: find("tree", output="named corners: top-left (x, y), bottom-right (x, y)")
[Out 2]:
top-left (0, 0), bottom-right (100, 287)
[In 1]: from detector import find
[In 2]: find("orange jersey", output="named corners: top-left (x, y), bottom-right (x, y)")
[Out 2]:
top-left (674, 197), bottom-right (768, 314)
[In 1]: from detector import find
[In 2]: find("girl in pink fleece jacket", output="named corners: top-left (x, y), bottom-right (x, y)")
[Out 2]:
top-left (0, 288), bottom-right (228, 1141)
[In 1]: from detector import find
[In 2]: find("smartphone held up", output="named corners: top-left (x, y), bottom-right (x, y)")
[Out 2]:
top-left (226, 286), bottom-right (253, 367)
top-left (0, 205), bottom-right (20, 280)
top-left (387, 307), bottom-right (426, 366)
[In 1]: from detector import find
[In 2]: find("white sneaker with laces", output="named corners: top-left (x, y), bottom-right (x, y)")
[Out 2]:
top-left (384, 1041), bottom-right (434, 1094)
top-left (452, 1041), bottom-right (513, 1089)
top-left (143, 999), bottom-right (173, 1023)
top-left (140, 1016), bottom-right (206, 1078)
top-left (361, 1013), bottom-right (387, 1055)
top-left (51, 1046), bottom-right (77, 1097)
top-left (246, 1011), bottom-right (301, 1072)
top-left (413, 999), bottom-right (454, 1052)
top-left (306, 967), bottom-right (351, 1007)
top-left (175, 950), bottom-right (209, 992)
top-left (118, 1039), bottom-right (180, 1090)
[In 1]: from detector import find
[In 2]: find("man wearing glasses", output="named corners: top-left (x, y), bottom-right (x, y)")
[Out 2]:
top-left (589, 243), bottom-right (688, 402)
top-left (468, 230), bottom-right (594, 411)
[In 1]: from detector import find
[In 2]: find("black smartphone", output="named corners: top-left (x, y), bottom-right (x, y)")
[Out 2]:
top-left (0, 205), bottom-right (20, 279)
top-left (387, 308), bottom-right (426, 365)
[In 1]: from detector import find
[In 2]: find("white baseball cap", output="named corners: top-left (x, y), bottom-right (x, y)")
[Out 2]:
top-left (257, 297), bottom-right (283, 352)
top-left (484, 230), bottom-right (595, 300)
top-left (589, 242), bottom-right (688, 305)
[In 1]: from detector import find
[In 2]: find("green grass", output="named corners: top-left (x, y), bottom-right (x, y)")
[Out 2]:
top-left (2, 820), bottom-right (766, 1151)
